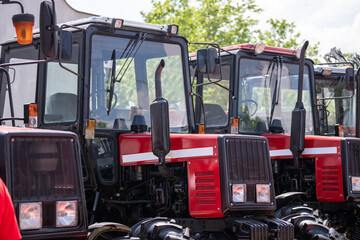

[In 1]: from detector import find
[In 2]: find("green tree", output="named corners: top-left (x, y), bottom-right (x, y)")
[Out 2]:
top-left (141, 0), bottom-right (319, 55)
top-left (142, 0), bottom-right (262, 52)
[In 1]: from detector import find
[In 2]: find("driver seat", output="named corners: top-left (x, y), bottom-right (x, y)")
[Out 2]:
top-left (203, 103), bottom-right (227, 126)
top-left (46, 92), bottom-right (77, 122)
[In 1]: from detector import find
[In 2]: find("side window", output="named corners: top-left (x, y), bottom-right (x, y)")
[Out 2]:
top-left (1, 45), bottom-right (38, 127)
top-left (92, 137), bottom-right (116, 183)
top-left (44, 44), bottom-right (79, 123)
top-left (195, 64), bottom-right (230, 127)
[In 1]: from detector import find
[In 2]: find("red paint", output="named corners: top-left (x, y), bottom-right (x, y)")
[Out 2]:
top-left (262, 133), bottom-right (345, 202)
top-left (119, 133), bottom-right (219, 166)
top-left (187, 158), bottom-right (224, 218)
top-left (119, 133), bottom-right (224, 218)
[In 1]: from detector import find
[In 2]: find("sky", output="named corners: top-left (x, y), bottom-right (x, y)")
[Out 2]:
top-left (66, 0), bottom-right (360, 58)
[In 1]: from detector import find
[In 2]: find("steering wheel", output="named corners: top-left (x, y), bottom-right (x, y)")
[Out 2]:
top-left (239, 99), bottom-right (258, 117)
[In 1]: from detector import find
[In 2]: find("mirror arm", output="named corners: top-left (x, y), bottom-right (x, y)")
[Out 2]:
top-left (0, 0), bottom-right (24, 13)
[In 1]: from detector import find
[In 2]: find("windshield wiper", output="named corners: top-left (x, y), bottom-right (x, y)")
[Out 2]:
top-left (107, 33), bottom-right (147, 115)
top-left (269, 56), bottom-right (282, 127)
top-left (263, 57), bottom-right (277, 128)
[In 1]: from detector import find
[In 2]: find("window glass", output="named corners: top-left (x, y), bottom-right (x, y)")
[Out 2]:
top-left (193, 65), bottom-right (230, 127)
top-left (238, 58), bottom-right (313, 134)
top-left (90, 35), bottom-right (188, 133)
top-left (315, 73), bottom-right (355, 136)
top-left (44, 45), bottom-right (79, 123)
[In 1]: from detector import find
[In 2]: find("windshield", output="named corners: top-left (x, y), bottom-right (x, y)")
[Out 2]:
top-left (315, 72), bottom-right (356, 137)
top-left (90, 35), bottom-right (188, 133)
top-left (238, 58), bottom-right (314, 134)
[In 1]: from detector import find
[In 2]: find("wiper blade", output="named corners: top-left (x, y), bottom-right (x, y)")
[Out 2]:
top-left (263, 57), bottom-right (277, 127)
top-left (107, 33), bottom-right (147, 115)
top-left (269, 56), bottom-right (282, 126)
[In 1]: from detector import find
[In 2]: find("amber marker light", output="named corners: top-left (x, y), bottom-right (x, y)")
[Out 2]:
top-left (12, 13), bottom-right (35, 44)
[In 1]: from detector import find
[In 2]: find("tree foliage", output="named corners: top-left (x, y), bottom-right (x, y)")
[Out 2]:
top-left (141, 0), bottom-right (319, 56)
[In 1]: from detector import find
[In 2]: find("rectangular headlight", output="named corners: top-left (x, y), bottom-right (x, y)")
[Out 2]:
top-left (56, 201), bottom-right (78, 227)
top-left (19, 202), bottom-right (42, 230)
top-left (256, 184), bottom-right (271, 203)
top-left (351, 177), bottom-right (360, 192)
top-left (232, 184), bottom-right (246, 202)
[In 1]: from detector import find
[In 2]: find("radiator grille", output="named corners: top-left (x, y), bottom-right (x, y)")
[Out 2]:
top-left (225, 138), bottom-right (272, 183)
top-left (347, 140), bottom-right (360, 176)
top-left (10, 137), bottom-right (81, 201)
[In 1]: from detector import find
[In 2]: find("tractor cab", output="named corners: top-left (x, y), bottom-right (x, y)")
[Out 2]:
top-left (313, 64), bottom-right (358, 137)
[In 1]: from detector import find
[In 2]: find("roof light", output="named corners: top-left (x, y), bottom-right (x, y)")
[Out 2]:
top-left (256, 184), bottom-right (271, 203)
top-left (167, 24), bottom-right (178, 35)
top-left (232, 184), bottom-right (246, 202)
top-left (321, 69), bottom-right (332, 76)
top-left (111, 18), bottom-right (124, 29)
top-left (56, 201), bottom-right (78, 227)
top-left (19, 202), bottom-right (42, 230)
top-left (254, 42), bottom-right (265, 55)
top-left (295, 46), bottom-right (303, 59)
top-left (12, 13), bottom-right (35, 44)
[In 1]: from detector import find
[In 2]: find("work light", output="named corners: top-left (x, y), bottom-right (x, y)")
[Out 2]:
top-left (56, 201), bottom-right (78, 227)
top-left (19, 202), bottom-right (42, 230)
top-left (256, 184), bottom-right (271, 203)
top-left (12, 13), bottom-right (35, 44)
top-left (232, 184), bottom-right (246, 202)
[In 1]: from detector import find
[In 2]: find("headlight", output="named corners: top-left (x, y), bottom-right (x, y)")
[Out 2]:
top-left (56, 201), bottom-right (78, 227)
top-left (256, 184), bottom-right (271, 203)
top-left (351, 177), bottom-right (360, 192)
top-left (19, 202), bottom-right (42, 230)
top-left (232, 184), bottom-right (246, 202)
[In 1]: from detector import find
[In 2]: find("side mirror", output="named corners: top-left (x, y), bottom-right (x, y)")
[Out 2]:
top-left (40, 0), bottom-right (57, 58)
top-left (345, 67), bottom-right (355, 91)
top-left (59, 30), bottom-right (72, 61)
top-left (197, 48), bottom-right (217, 74)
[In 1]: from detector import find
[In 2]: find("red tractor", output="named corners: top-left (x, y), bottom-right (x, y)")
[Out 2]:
top-left (190, 42), bottom-right (360, 239)
top-left (0, 3), bottom-right (292, 240)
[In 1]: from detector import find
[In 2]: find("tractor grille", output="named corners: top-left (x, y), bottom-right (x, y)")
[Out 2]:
top-left (218, 135), bottom-right (275, 215)
top-left (346, 140), bottom-right (360, 176)
top-left (342, 139), bottom-right (360, 199)
top-left (10, 137), bottom-right (81, 201)
top-left (225, 137), bottom-right (272, 182)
